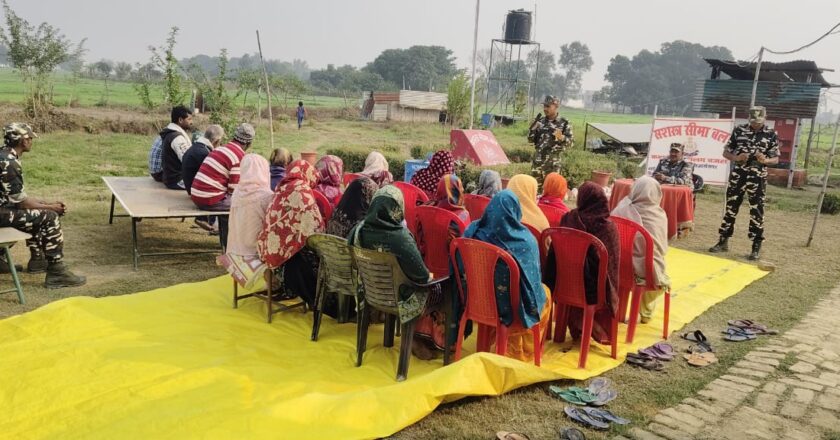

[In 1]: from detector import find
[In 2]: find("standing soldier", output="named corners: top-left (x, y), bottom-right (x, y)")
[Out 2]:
top-left (528, 95), bottom-right (573, 188)
top-left (709, 106), bottom-right (779, 260)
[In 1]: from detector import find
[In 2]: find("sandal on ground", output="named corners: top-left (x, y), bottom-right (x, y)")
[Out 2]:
top-left (590, 389), bottom-right (617, 406)
top-left (586, 378), bottom-right (617, 406)
top-left (626, 353), bottom-right (664, 371)
top-left (684, 352), bottom-right (718, 367)
top-left (579, 407), bottom-right (631, 425)
top-left (723, 327), bottom-right (758, 342)
top-left (496, 432), bottom-right (530, 440)
top-left (687, 342), bottom-right (714, 354)
top-left (639, 343), bottom-right (675, 361)
top-left (727, 319), bottom-right (779, 335)
top-left (559, 427), bottom-right (586, 440)
top-left (681, 330), bottom-right (708, 343)
top-left (564, 406), bottom-right (609, 430)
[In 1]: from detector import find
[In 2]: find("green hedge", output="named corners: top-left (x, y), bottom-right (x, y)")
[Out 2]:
top-left (822, 193), bottom-right (840, 215)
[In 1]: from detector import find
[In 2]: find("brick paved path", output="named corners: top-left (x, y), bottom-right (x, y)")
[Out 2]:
top-left (615, 286), bottom-right (840, 440)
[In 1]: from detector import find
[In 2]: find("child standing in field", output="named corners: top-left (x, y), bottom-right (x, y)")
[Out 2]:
top-left (296, 101), bottom-right (307, 130)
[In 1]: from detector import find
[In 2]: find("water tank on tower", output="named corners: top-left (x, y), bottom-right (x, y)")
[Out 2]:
top-left (504, 9), bottom-right (532, 44)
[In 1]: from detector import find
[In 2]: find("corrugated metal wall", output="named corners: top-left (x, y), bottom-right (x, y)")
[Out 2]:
top-left (398, 90), bottom-right (448, 111)
top-left (693, 80), bottom-right (821, 118)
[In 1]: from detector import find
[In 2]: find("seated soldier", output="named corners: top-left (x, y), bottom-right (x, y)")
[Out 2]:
top-left (653, 143), bottom-right (694, 186)
top-left (0, 123), bottom-right (85, 288)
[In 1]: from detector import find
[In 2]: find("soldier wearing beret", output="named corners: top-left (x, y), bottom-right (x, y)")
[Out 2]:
top-left (528, 95), bottom-right (573, 188)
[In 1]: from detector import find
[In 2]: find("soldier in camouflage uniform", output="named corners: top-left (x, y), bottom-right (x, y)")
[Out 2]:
top-left (653, 143), bottom-right (694, 186)
top-left (528, 95), bottom-right (573, 188)
top-left (709, 107), bottom-right (779, 261)
top-left (0, 123), bottom-right (86, 288)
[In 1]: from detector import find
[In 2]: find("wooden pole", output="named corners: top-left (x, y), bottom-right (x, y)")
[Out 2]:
top-left (256, 30), bottom-right (274, 149)
top-left (468, 0), bottom-right (480, 129)
top-left (749, 47), bottom-right (764, 108)
top-left (803, 118), bottom-right (816, 169)
top-left (807, 114), bottom-right (840, 247)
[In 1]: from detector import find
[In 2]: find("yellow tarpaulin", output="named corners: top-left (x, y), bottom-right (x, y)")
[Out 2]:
top-left (0, 249), bottom-right (766, 439)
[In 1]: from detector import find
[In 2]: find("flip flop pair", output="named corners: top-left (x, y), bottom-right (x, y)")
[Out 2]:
top-left (550, 378), bottom-right (617, 407)
top-left (682, 330), bottom-right (714, 352)
top-left (723, 327), bottom-right (758, 342)
top-left (727, 319), bottom-right (778, 335)
top-left (564, 406), bottom-right (630, 430)
top-left (496, 432), bottom-right (530, 440)
top-left (559, 427), bottom-right (586, 440)
top-left (626, 352), bottom-right (665, 371)
top-left (639, 342), bottom-right (675, 361)
top-left (684, 352), bottom-right (718, 367)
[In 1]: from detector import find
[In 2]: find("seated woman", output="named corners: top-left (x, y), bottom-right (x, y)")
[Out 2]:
top-left (430, 174), bottom-right (470, 225)
top-left (507, 174), bottom-right (550, 233)
top-left (545, 182), bottom-right (620, 343)
top-left (258, 160), bottom-right (325, 307)
top-left (462, 190), bottom-right (551, 362)
top-left (611, 176), bottom-right (670, 323)
top-left (410, 150), bottom-right (455, 199)
top-left (473, 169), bottom-right (502, 198)
top-left (347, 186), bottom-right (447, 360)
top-left (314, 155), bottom-right (344, 206)
top-left (539, 172), bottom-right (570, 226)
top-left (218, 153), bottom-right (274, 289)
top-left (360, 151), bottom-right (394, 187)
top-left (326, 176), bottom-right (378, 239)
top-left (268, 148), bottom-right (292, 191)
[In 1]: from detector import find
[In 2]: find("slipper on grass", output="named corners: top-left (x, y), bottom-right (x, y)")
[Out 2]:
top-left (723, 327), bottom-right (758, 342)
top-left (727, 319), bottom-right (779, 335)
top-left (626, 353), bottom-right (664, 371)
top-left (558, 427), bottom-right (586, 440)
top-left (586, 377), bottom-right (613, 395)
top-left (549, 386), bottom-right (586, 405)
top-left (564, 406), bottom-right (609, 430)
top-left (681, 330), bottom-right (708, 343)
top-left (590, 389), bottom-right (617, 407)
top-left (687, 342), bottom-right (714, 354)
top-left (684, 352), bottom-right (718, 367)
top-left (496, 431), bottom-right (530, 440)
top-left (639, 345), bottom-right (674, 361)
top-left (580, 407), bottom-right (631, 425)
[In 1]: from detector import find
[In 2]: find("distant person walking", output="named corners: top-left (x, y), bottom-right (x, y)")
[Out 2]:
top-left (296, 101), bottom-right (307, 129)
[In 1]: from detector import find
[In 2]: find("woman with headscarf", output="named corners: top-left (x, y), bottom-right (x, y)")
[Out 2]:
top-left (473, 169), bottom-right (502, 198)
top-left (611, 176), bottom-right (670, 323)
top-left (410, 150), bottom-right (455, 199)
top-left (462, 190), bottom-right (551, 362)
top-left (258, 160), bottom-right (325, 307)
top-left (416, 174), bottom-right (470, 283)
top-left (314, 155), bottom-right (344, 206)
top-left (539, 172), bottom-right (570, 226)
top-left (218, 153), bottom-right (274, 289)
top-left (269, 148), bottom-right (292, 190)
top-left (347, 186), bottom-right (445, 360)
top-left (507, 174), bottom-right (550, 232)
top-left (360, 151), bottom-right (394, 187)
top-left (546, 182), bottom-right (620, 344)
top-left (326, 176), bottom-right (378, 239)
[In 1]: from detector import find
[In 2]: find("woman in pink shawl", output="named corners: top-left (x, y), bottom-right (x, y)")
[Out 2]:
top-left (314, 155), bottom-right (344, 206)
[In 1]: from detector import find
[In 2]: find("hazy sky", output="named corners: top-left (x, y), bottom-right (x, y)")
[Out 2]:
top-left (11, 0), bottom-right (840, 109)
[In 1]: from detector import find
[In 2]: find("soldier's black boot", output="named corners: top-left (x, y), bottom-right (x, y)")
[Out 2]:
top-left (709, 236), bottom-right (729, 253)
top-left (0, 255), bottom-right (22, 274)
top-left (27, 250), bottom-right (47, 273)
top-left (748, 240), bottom-right (762, 261)
top-left (44, 262), bottom-right (87, 289)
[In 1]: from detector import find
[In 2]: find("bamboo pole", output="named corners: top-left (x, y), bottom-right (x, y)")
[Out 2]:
top-left (256, 30), bottom-right (274, 149)
top-left (807, 114), bottom-right (840, 247)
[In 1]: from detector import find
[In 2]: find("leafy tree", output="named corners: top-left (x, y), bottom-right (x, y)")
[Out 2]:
top-left (94, 59), bottom-right (112, 106)
top-left (310, 64), bottom-right (392, 94)
top-left (0, 0), bottom-right (84, 116)
top-left (235, 68), bottom-right (261, 107)
top-left (446, 71), bottom-right (471, 127)
top-left (132, 62), bottom-right (159, 111)
top-left (204, 49), bottom-right (238, 135)
top-left (114, 62), bottom-right (132, 80)
top-left (365, 45), bottom-right (457, 91)
top-left (149, 26), bottom-right (187, 106)
top-left (270, 73), bottom-right (307, 110)
top-left (557, 41), bottom-right (593, 104)
top-left (64, 40), bottom-right (87, 106)
top-left (603, 40), bottom-right (732, 114)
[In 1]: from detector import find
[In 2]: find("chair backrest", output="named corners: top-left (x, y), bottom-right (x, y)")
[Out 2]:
top-left (523, 223), bottom-right (548, 259)
top-left (312, 190), bottom-right (333, 221)
top-left (350, 246), bottom-right (409, 315)
top-left (415, 205), bottom-right (467, 276)
top-left (538, 203), bottom-right (566, 228)
top-left (306, 233), bottom-right (354, 297)
top-left (343, 173), bottom-right (363, 189)
top-left (543, 227), bottom-right (609, 309)
top-left (393, 181), bottom-right (429, 236)
top-left (692, 173), bottom-right (704, 193)
top-left (464, 194), bottom-right (491, 220)
top-left (609, 216), bottom-right (656, 292)
top-left (450, 238), bottom-right (520, 328)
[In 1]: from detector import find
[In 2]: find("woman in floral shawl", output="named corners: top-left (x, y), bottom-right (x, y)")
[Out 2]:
top-left (314, 155), bottom-right (344, 206)
top-left (347, 185), bottom-right (445, 360)
top-left (360, 151), bottom-right (394, 187)
top-left (258, 160), bottom-right (325, 307)
top-left (409, 150), bottom-right (454, 198)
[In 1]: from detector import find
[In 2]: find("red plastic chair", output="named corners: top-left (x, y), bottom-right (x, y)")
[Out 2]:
top-left (542, 227), bottom-right (618, 368)
top-left (538, 203), bottom-right (567, 228)
top-left (449, 238), bottom-right (543, 366)
top-left (464, 194), bottom-right (491, 220)
top-left (312, 190), bottom-right (333, 221)
top-left (523, 223), bottom-right (549, 262)
top-left (393, 181), bottom-right (429, 236)
top-left (343, 173), bottom-right (363, 188)
top-left (610, 216), bottom-right (670, 342)
top-left (415, 206), bottom-right (467, 277)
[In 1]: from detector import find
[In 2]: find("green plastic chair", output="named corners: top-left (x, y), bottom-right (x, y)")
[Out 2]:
top-left (307, 234), bottom-right (356, 341)
top-left (0, 228), bottom-right (30, 304)
top-left (351, 246), bottom-right (448, 381)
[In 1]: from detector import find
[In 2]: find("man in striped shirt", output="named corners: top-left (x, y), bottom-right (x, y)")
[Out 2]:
top-left (190, 123), bottom-right (255, 249)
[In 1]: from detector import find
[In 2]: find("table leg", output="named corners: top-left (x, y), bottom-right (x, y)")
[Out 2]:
top-left (131, 218), bottom-right (139, 271)
top-left (108, 194), bottom-right (116, 224)
top-left (4, 246), bottom-right (24, 304)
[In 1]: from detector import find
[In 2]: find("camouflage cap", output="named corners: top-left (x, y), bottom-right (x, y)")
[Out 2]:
top-left (748, 106), bottom-right (767, 124)
top-left (3, 122), bottom-right (38, 144)
top-left (669, 143), bottom-right (685, 152)
top-left (542, 95), bottom-right (559, 106)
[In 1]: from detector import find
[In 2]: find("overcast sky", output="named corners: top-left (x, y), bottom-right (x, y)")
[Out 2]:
top-left (11, 0), bottom-right (840, 109)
